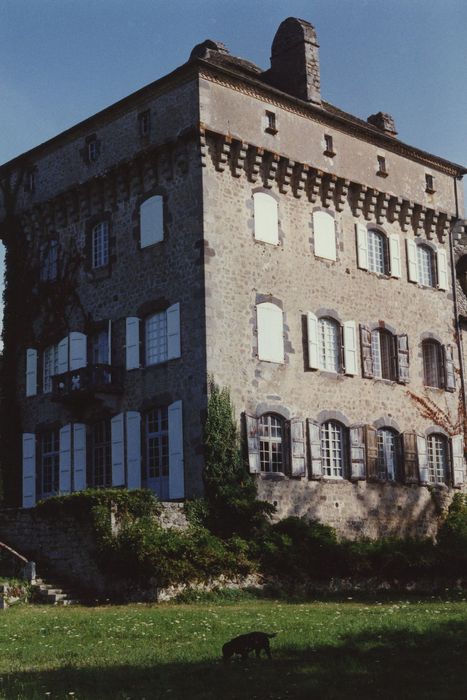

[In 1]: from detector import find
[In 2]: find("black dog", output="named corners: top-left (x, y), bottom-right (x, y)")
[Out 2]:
top-left (222, 631), bottom-right (276, 662)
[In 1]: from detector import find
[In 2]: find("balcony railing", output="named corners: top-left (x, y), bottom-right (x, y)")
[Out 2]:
top-left (52, 364), bottom-right (123, 402)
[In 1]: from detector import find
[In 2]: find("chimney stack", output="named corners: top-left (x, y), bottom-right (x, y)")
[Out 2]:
top-left (264, 17), bottom-right (321, 105)
top-left (367, 112), bottom-right (398, 137)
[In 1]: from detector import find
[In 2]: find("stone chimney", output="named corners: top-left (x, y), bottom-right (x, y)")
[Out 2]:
top-left (367, 112), bottom-right (398, 137)
top-left (263, 17), bottom-right (321, 105)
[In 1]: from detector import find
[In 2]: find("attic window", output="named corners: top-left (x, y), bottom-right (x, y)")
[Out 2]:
top-left (88, 140), bottom-right (98, 162)
top-left (425, 174), bottom-right (435, 194)
top-left (139, 110), bottom-right (151, 137)
top-left (377, 156), bottom-right (388, 177)
top-left (265, 111), bottom-right (278, 135)
top-left (324, 134), bottom-right (335, 157)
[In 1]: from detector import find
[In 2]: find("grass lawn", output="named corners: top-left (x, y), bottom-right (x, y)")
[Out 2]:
top-left (0, 595), bottom-right (467, 699)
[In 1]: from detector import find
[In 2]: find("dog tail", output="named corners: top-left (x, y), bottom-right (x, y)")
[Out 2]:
top-left (267, 633), bottom-right (277, 638)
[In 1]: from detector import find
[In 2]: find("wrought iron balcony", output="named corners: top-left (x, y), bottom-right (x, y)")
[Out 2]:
top-left (52, 364), bottom-right (123, 402)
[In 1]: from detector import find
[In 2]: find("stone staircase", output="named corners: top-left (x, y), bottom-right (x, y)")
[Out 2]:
top-left (31, 577), bottom-right (79, 606)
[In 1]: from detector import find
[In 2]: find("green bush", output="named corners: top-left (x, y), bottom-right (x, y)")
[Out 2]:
top-left (437, 493), bottom-right (467, 575)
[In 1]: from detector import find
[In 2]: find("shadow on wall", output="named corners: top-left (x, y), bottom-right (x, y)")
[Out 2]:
top-left (0, 618), bottom-right (466, 699)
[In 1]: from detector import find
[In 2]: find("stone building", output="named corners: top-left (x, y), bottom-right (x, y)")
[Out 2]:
top-left (1, 17), bottom-right (467, 538)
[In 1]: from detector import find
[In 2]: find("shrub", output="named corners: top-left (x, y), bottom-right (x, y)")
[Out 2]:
top-left (437, 493), bottom-right (467, 575)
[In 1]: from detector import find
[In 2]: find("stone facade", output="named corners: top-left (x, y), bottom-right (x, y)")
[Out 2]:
top-left (1, 16), bottom-right (467, 538)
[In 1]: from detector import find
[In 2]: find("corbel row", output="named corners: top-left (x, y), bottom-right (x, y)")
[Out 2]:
top-left (19, 139), bottom-right (194, 233)
top-left (208, 130), bottom-right (457, 243)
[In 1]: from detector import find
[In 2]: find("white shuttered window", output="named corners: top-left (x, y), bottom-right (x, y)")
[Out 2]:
top-left (140, 196), bottom-right (164, 248)
top-left (257, 302), bottom-right (284, 363)
top-left (313, 211), bottom-right (336, 261)
top-left (253, 193), bottom-right (279, 245)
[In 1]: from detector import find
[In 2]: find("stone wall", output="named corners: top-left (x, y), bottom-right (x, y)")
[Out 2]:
top-left (0, 502), bottom-right (189, 596)
top-left (257, 477), bottom-right (452, 540)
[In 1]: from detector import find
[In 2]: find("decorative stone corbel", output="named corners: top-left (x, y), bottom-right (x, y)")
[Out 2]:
top-left (426, 210), bottom-right (438, 240)
top-left (364, 188), bottom-right (378, 220)
top-left (400, 200), bottom-right (414, 232)
top-left (335, 178), bottom-right (350, 212)
top-left (322, 175), bottom-right (337, 208)
top-left (308, 169), bottom-right (323, 204)
top-left (376, 192), bottom-right (391, 224)
top-left (262, 152), bottom-right (280, 188)
top-left (215, 135), bottom-right (232, 172)
top-left (198, 124), bottom-right (207, 168)
top-left (231, 140), bottom-right (248, 178)
top-left (246, 145), bottom-right (263, 183)
top-left (292, 163), bottom-right (309, 198)
top-left (278, 158), bottom-right (294, 194)
top-left (413, 204), bottom-right (426, 237)
top-left (352, 183), bottom-right (367, 217)
top-left (387, 196), bottom-right (403, 223)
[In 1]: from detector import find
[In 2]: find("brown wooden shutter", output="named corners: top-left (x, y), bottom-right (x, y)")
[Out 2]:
top-left (360, 325), bottom-right (374, 378)
top-left (244, 414), bottom-right (260, 473)
top-left (403, 431), bottom-right (419, 484)
top-left (416, 434), bottom-right (429, 485)
top-left (307, 419), bottom-right (322, 479)
top-left (365, 425), bottom-right (379, 480)
top-left (396, 334), bottom-right (410, 384)
top-left (444, 344), bottom-right (456, 392)
top-left (287, 418), bottom-right (306, 477)
top-left (349, 426), bottom-right (366, 480)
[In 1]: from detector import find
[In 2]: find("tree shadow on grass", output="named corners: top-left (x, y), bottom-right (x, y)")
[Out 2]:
top-left (3, 619), bottom-right (467, 700)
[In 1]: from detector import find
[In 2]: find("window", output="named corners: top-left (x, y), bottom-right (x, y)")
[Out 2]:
top-left (356, 224), bottom-right (400, 278)
top-left (88, 140), bottom-right (98, 162)
top-left (253, 192), bottom-right (279, 245)
top-left (139, 110), bottom-right (151, 137)
top-left (91, 329), bottom-right (110, 365)
top-left (308, 314), bottom-right (358, 376)
top-left (425, 174), bottom-right (435, 193)
top-left (324, 134), bottom-right (335, 156)
top-left (313, 210), bottom-right (336, 261)
top-left (90, 419), bottom-right (111, 487)
top-left (377, 156), bottom-right (387, 176)
top-left (25, 169), bottom-right (35, 193)
top-left (417, 244), bottom-right (435, 287)
top-left (258, 414), bottom-right (284, 473)
top-left (146, 311), bottom-right (168, 365)
top-left (318, 317), bottom-right (341, 372)
top-left (377, 428), bottom-right (400, 481)
top-left (145, 407), bottom-right (169, 498)
top-left (367, 229), bottom-right (387, 274)
top-left (371, 329), bottom-right (396, 380)
top-left (256, 302), bottom-right (284, 363)
top-left (39, 429), bottom-right (59, 498)
top-left (92, 221), bottom-right (109, 269)
top-left (265, 111), bottom-right (277, 134)
top-left (423, 340), bottom-right (443, 388)
top-left (320, 421), bottom-right (345, 478)
top-left (43, 344), bottom-right (58, 393)
top-left (40, 240), bottom-right (58, 282)
top-left (427, 433), bottom-right (448, 484)
top-left (140, 196), bottom-right (164, 248)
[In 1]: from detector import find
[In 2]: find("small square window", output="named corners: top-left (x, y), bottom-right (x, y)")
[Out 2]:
top-left (88, 140), bottom-right (98, 162)
top-left (25, 169), bottom-right (35, 193)
top-left (139, 110), bottom-right (151, 137)
top-left (265, 111), bottom-right (278, 134)
top-left (377, 156), bottom-right (388, 177)
top-left (324, 134), bottom-right (336, 157)
top-left (425, 174), bottom-right (435, 193)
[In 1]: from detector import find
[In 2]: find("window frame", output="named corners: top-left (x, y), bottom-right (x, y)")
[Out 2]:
top-left (38, 428), bottom-right (60, 498)
top-left (427, 433), bottom-right (448, 485)
top-left (376, 428), bottom-right (401, 481)
top-left (417, 244), bottom-right (436, 288)
top-left (371, 328), bottom-right (396, 381)
top-left (422, 339), bottom-right (444, 388)
top-left (320, 420), bottom-right (346, 479)
top-left (91, 221), bottom-right (109, 269)
top-left (145, 310), bottom-right (168, 366)
top-left (318, 316), bottom-right (342, 373)
top-left (39, 239), bottom-right (58, 282)
top-left (43, 344), bottom-right (59, 394)
top-left (258, 413), bottom-right (285, 474)
top-left (367, 229), bottom-right (388, 275)
top-left (90, 418), bottom-right (112, 488)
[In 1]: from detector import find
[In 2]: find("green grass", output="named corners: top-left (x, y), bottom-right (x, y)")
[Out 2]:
top-left (1, 597), bottom-right (467, 699)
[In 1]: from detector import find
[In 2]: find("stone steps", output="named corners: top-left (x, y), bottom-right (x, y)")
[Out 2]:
top-left (31, 577), bottom-right (79, 606)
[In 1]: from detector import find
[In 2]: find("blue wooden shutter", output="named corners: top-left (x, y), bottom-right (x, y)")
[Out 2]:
top-left (167, 303), bottom-right (181, 360)
top-left (73, 424), bottom-right (86, 492)
top-left (126, 411), bottom-right (142, 489)
top-left (22, 433), bottom-right (36, 508)
top-left (111, 413), bottom-right (125, 486)
top-left (69, 332), bottom-right (87, 370)
top-left (168, 400), bottom-right (185, 499)
top-left (26, 348), bottom-right (38, 397)
top-left (59, 424), bottom-right (72, 494)
top-left (125, 317), bottom-right (140, 370)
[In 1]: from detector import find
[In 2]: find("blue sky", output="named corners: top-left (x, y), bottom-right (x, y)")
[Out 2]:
top-left (1, 0), bottom-right (466, 176)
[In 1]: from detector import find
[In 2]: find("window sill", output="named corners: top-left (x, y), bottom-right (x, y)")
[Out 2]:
top-left (425, 187), bottom-right (436, 195)
top-left (323, 149), bottom-right (336, 158)
top-left (88, 266), bottom-right (111, 281)
top-left (265, 126), bottom-right (278, 135)
top-left (376, 170), bottom-right (389, 178)
top-left (259, 472), bottom-right (286, 481)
